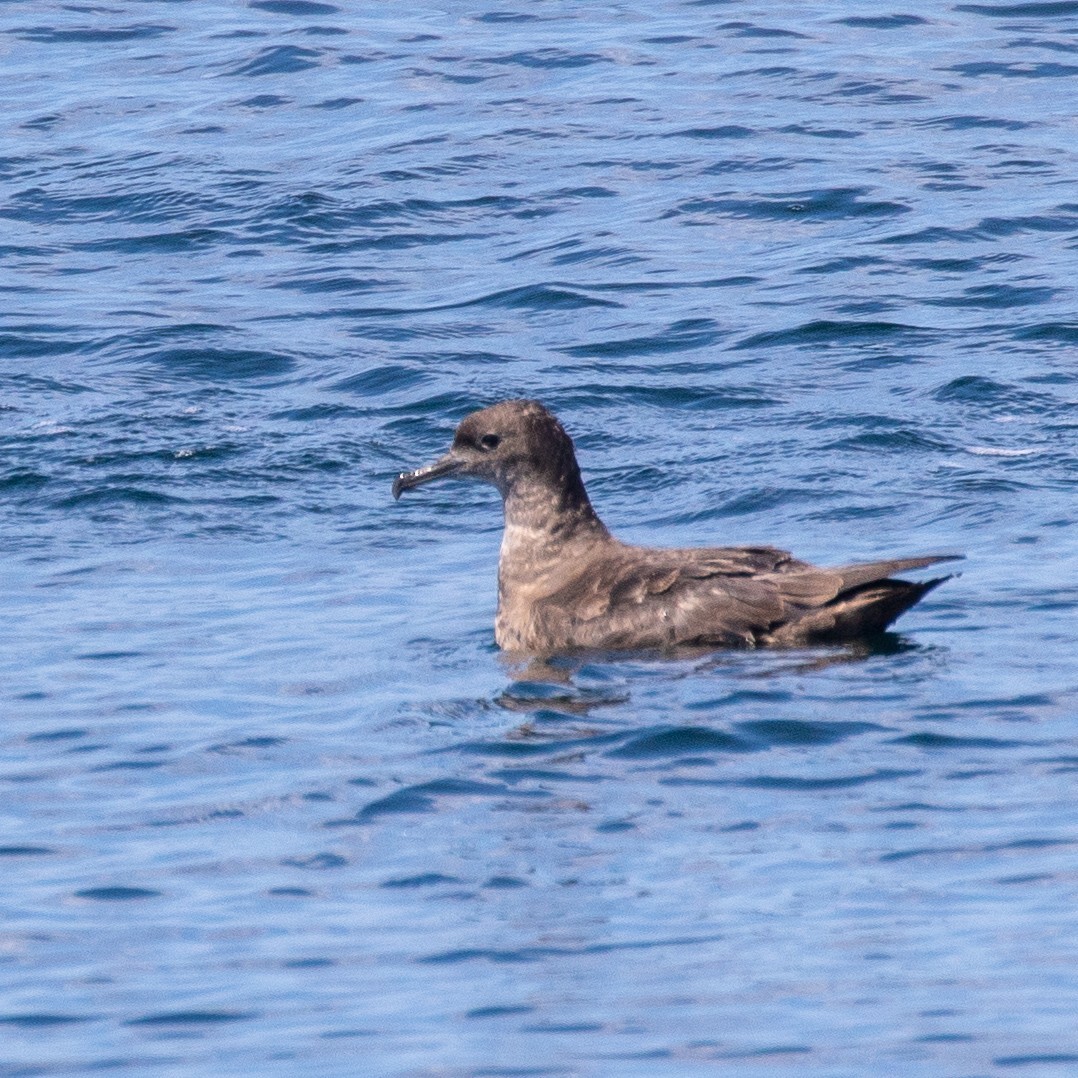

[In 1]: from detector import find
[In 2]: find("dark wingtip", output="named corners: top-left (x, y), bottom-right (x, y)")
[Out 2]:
top-left (917, 574), bottom-right (954, 596)
top-left (391, 474), bottom-right (406, 501)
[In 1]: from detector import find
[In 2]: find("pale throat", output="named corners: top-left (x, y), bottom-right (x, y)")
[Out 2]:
top-left (497, 474), bottom-right (609, 590)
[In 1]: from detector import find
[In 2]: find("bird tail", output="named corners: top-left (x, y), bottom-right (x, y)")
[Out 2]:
top-left (766, 575), bottom-right (952, 646)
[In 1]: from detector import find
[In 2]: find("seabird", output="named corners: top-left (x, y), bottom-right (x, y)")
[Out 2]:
top-left (393, 400), bottom-right (959, 654)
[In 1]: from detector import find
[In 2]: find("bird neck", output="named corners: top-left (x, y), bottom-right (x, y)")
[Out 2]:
top-left (494, 468), bottom-right (614, 646)
top-left (498, 472), bottom-right (610, 598)
top-left (501, 470), bottom-right (607, 545)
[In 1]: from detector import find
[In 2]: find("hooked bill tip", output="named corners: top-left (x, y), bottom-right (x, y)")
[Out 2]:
top-left (390, 454), bottom-right (462, 502)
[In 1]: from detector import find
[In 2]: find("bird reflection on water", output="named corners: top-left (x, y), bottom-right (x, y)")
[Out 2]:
top-left (494, 633), bottom-right (937, 744)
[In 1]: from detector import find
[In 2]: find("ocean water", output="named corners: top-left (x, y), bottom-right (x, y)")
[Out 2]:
top-left (2, 1), bottom-right (1077, 1075)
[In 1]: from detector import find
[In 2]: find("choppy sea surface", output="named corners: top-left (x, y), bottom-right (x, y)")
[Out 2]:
top-left (2, 2), bottom-right (1077, 1075)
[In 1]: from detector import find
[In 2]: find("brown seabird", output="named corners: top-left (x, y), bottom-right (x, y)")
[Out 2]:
top-left (393, 400), bottom-right (959, 654)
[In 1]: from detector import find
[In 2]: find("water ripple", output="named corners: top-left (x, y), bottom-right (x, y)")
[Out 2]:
top-left (2, 1), bottom-right (1077, 1073)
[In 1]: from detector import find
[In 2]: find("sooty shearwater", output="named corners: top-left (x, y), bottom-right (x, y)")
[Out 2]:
top-left (393, 400), bottom-right (960, 654)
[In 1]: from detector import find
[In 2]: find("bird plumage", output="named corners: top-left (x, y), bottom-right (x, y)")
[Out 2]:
top-left (393, 400), bottom-right (958, 655)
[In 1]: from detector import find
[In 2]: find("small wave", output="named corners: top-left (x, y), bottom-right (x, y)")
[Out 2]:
top-left (308, 230), bottom-right (495, 255)
top-left (915, 114), bottom-right (1032, 131)
top-left (482, 48), bottom-right (611, 69)
top-left (667, 186), bottom-right (910, 223)
top-left (825, 430), bottom-right (952, 453)
top-left (226, 45), bottom-right (323, 78)
top-left (557, 383), bottom-right (778, 411)
top-left (727, 23), bottom-right (809, 40)
top-left (338, 778), bottom-right (545, 823)
top-left (0, 470), bottom-right (50, 491)
top-left (1014, 322), bottom-right (1078, 343)
top-left (270, 403), bottom-right (367, 421)
top-left (798, 254), bottom-right (884, 274)
top-left (549, 243), bottom-right (644, 269)
top-left (281, 852), bottom-right (347, 869)
top-left (10, 24), bottom-right (174, 43)
top-left (490, 766), bottom-right (605, 785)
top-left (2, 186), bottom-right (211, 226)
top-left (419, 933), bottom-right (724, 965)
top-left (56, 487), bottom-right (184, 509)
top-left (250, 0), bottom-right (341, 14)
top-left (889, 732), bottom-right (1028, 748)
top-left (450, 736), bottom-right (621, 758)
top-left (994, 1055), bottom-right (1078, 1069)
top-left (259, 193), bottom-right (533, 236)
top-left (76, 228), bottom-right (234, 253)
top-left (924, 283), bottom-right (1057, 309)
top-left (957, 2), bottom-right (1078, 13)
top-left (381, 873), bottom-right (460, 889)
top-left (466, 1005), bottom-right (534, 1019)
top-left (736, 719), bottom-right (884, 746)
top-left (934, 375), bottom-right (1056, 413)
top-left (237, 94), bottom-right (290, 110)
top-left (269, 274), bottom-right (389, 295)
top-left (0, 332), bottom-right (89, 359)
top-left (0, 1014), bottom-right (90, 1026)
top-left (333, 365), bottom-right (430, 396)
top-left (75, 887), bottom-right (161, 900)
top-left (76, 651), bottom-right (145, 661)
top-left (211, 737), bottom-right (288, 754)
top-left (127, 1010), bottom-right (257, 1026)
top-left (713, 486), bottom-right (818, 517)
top-left (560, 318), bottom-right (724, 359)
top-left (665, 768), bottom-right (919, 790)
top-left (148, 346), bottom-right (295, 380)
top-left (470, 284), bottom-right (621, 311)
top-left (311, 97), bottom-right (364, 111)
top-left (736, 319), bottom-right (919, 350)
top-left (834, 14), bottom-right (928, 26)
top-left (667, 125), bottom-right (755, 140)
top-left (877, 225), bottom-right (979, 246)
top-left (882, 837), bottom-right (1072, 864)
top-left (92, 760), bottom-right (166, 772)
top-left (606, 726), bottom-right (756, 759)
top-left (949, 60), bottom-right (1078, 78)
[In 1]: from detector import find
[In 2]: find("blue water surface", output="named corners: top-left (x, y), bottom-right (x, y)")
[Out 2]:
top-left (2, 1), bottom-right (1077, 1075)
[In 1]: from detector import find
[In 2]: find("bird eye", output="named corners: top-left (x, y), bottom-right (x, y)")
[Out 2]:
top-left (479, 433), bottom-right (501, 450)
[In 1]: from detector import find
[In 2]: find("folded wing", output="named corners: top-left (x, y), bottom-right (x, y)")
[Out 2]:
top-left (544, 547), bottom-right (960, 650)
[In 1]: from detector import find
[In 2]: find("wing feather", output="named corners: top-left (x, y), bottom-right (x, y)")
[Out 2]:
top-left (534, 547), bottom-right (960, 651)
